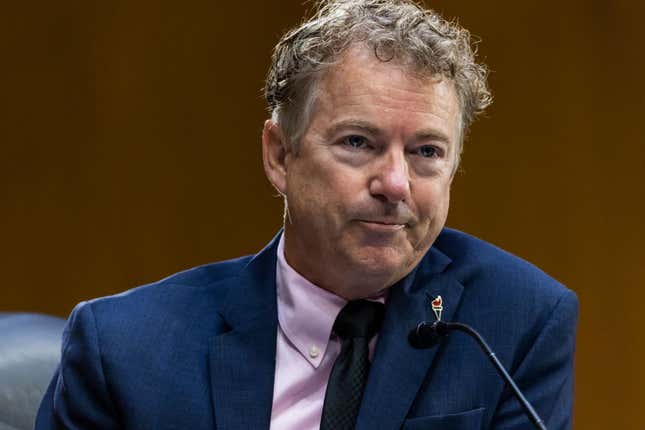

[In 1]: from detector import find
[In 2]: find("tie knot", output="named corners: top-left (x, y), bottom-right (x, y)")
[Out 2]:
top-left (333, 300), bottom-right (385, 340)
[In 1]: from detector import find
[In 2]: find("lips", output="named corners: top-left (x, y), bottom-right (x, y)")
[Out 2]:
top-left (350, 204), bottom-right (417, 228)
top-left (365, 220), bottom-right (406, 226)
top-left (358, 218), bottom-right (409, 227)
top-left (357, 220), bottom-right (407, 231)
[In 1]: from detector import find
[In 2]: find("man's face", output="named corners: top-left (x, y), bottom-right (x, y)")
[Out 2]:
top-left (266, 46), bottom-right (461, 299)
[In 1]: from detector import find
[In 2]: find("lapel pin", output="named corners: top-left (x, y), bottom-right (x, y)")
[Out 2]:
top-left (431, 295), bottom-right (443, 321)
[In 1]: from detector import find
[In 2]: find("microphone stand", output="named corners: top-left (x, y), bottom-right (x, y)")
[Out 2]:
top-left (410, 321), bottom-right (547, 430)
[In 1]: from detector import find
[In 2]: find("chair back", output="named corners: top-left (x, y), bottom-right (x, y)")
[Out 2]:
top-left (0, 313), bottom-right (65, 430)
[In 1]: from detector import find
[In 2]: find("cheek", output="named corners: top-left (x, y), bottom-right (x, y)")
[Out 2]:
top-left (409, 189), bottom-right (450, 254)
top-left (415, 181), bottom-right (452, 226)
top-left (306, 161), bottom-right (362, 201)
top-left (287, 160), bottom-right (351, 220)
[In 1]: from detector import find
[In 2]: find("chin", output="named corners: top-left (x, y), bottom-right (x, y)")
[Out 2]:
top-left (349, 249), bottom-right (413, 283)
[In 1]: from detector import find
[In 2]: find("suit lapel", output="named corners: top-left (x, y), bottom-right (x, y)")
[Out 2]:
top-left (207, 233), bottom-right (464, 430)
top-left (356, 247), bottom-right (465, 430)
top-left (209, 236), bottom-right (280, 430)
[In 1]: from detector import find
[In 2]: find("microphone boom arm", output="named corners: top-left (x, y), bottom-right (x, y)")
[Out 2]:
top-left (412, 321), bottom-right (548, 430)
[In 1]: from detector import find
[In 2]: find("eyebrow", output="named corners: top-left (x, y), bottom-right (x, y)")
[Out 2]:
top-left (324, 120), bottom-right (381, 141)
top-left (324, 119), bottom-right (452, 144)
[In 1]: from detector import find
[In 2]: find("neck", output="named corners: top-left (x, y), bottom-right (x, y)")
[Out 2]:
top-left (281, 232), bottom-right (402, 300)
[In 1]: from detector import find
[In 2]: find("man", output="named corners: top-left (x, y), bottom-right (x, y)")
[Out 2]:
top-left (37, 1), bottom-right (578, 429)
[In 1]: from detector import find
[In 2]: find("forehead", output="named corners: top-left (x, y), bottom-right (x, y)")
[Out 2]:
top-left (312, 46), bottom-right (461, 137)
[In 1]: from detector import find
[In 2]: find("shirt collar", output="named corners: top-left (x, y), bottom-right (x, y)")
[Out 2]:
top-left (275, 233), bottom-right (387, 368)
top-left (275, 234), bottom-right (346, 368)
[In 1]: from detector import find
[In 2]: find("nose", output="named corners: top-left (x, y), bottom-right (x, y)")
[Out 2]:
top-left (369, 150), bottom-right (411, 203)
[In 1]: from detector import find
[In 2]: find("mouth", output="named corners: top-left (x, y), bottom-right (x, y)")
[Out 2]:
top-left (356, 220), bottom-right (407, 232)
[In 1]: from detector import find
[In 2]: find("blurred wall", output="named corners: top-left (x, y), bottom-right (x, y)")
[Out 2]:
top-left (2, 1), bottom-right (643, 428)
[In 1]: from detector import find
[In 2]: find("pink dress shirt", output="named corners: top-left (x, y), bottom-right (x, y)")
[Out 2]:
top-left (269, 234), bottom-right (384, 430)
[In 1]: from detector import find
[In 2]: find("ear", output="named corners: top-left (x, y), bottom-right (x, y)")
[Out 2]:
top-left (262, 119), bottom-right (290, 195)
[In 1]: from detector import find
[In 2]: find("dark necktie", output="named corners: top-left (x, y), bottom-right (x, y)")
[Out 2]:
top-left (320, 299), bottom-right (386, 430)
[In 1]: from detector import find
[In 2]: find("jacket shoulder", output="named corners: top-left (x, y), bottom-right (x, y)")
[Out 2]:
top-left (435, 228), bottom-right (570, 296)
top-left (432, 228), bottom-right (577, 325)
top-left (72, 254), bottom-right (255, 339)
top-left (96, 254), bottom-right (252, 304)
top-left (420, 229), bottom-right (578, 428)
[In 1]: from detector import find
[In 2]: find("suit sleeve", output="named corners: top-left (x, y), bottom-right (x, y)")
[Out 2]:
top-left (35, 301), bottom-right (121, 429)
top-left (490, 289), bottom-right (579, 430)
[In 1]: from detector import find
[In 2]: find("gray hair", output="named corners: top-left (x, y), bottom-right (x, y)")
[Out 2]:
top-left (264, 0), bottom-right (492, 159)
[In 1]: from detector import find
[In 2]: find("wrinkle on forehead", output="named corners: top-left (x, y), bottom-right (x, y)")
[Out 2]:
top-left (309, 46), bottom-right (461, 143)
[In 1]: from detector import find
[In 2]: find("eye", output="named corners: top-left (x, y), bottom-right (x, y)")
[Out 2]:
top-left (342, 135), bottom-right (369, 149)
top-left (416, 145), bottom-right (440, 158)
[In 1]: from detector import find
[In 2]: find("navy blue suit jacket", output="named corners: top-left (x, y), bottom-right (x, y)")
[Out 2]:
top-left (36, 229), bottom-right (578, 429)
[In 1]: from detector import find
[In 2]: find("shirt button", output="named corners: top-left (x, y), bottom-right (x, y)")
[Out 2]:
top-left (309, 345), bottom-right (320, 359)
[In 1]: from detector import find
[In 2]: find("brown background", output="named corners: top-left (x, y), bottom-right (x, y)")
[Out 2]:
top-left (2, 1), bottom-right (643, 428)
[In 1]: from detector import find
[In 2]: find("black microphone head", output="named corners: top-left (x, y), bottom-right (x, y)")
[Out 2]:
top-left (408, 321), bottom-right (446, 349)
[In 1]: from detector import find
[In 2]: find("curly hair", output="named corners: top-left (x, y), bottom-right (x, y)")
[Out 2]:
top-left (264, 0), bottom-right (492, 158)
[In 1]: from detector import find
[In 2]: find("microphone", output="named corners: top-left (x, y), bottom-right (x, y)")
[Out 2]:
top-left (408, 320), bottom-right (547, 430)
